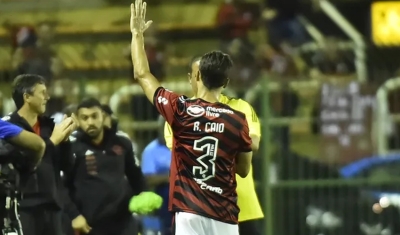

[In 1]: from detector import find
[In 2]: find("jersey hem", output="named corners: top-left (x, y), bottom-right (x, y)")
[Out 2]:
top-left (172, 208), bottom-right (238, 225)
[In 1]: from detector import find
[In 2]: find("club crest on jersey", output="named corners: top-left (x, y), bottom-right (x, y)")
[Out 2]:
top-left (187, 105), bottom-right (205, 117)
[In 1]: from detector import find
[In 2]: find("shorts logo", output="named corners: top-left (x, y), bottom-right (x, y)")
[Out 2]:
top-left (187, 105), bottom-right (205, 117)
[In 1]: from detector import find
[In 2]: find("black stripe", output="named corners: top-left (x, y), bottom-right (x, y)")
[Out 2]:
top-left (221, 113), bottom-right (243, 131)
top-left (173, 191), bottom-right (208, 215)
top-left (177, 179), bottom-right (227, 212)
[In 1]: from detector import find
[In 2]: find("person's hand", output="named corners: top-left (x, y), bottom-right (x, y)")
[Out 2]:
top-left (72, 215), bottom-right (91, 234)
top-left (50, 116), bottom-right (73, 145)
top-left (69, 113), bottom-right (79, 132)
top-left (62, 113), bottom-right (79, 142)
top-left (130, 0), bottom-right (153, 35)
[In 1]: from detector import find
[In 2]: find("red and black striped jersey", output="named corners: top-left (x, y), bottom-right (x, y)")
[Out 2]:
top-left (153, 87), bottom-right (252, 224)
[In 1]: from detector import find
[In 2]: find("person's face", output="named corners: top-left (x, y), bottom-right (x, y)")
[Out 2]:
top-left (77, 107), bottom-right (104, 138)
top-left (24, 83), bottom-right (49, 115)
top-left (188, 60), bottom-right (200, 95)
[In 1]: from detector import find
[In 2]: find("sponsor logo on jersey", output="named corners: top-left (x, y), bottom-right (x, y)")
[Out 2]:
top-left (206, 107), bottom-right (234, 114)
top-left (187, 105), bottom-right (206, 117)
top-left (158, 96), bottom-right (168, 105)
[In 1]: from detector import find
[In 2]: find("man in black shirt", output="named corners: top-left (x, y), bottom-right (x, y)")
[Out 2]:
top-left (7, 74), bottom-right (77, 235)
top-left (66, 98), bottom-right (145, 235)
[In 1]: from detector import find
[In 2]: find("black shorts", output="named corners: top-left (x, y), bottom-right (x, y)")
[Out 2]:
top-left (239, 219), bottom-right (262, 235)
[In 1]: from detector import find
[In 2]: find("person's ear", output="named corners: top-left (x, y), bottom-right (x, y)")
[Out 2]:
top-left (23, 93), bottom-right (31, 103)
top-left (196, 71), bottom-right (201, 82)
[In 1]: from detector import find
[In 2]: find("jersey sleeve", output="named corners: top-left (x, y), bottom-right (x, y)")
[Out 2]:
top-left (163, 122), bottom-right (173, 150)
top-left (0, 119), bottom-right (23, 139)
top-left (240, 100), bottom-right (261, 138)
top-left (239, 118), bottom-right (252, 152)
top-left (153, 87), bottom-right (186, 125)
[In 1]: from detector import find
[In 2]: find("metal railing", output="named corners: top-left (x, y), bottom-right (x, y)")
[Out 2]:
top-left (376, 77), bottom-right (400, 155)
top-left (318, 0), bottom-right (367, 82)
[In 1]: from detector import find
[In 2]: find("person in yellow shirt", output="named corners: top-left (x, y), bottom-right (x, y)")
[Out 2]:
top-left (164, 56), bottom-right (264, 235)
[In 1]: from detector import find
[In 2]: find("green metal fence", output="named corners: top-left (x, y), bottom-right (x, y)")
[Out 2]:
top-left (258, 75), bottom-right (400, 235)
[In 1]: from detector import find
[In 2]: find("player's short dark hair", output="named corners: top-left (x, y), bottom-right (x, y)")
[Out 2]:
top-left (199, 51), bottom-right (233, 90)
top-left (77, 98), bottom-right (102, 111)
top-left (188, 55), bottom-right (202, 72)
top-left (12, 74), bottom-right (46, 109)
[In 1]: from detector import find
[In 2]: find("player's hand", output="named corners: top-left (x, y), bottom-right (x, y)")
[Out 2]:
top-left (50, 116), bottom-right (73, 145)
top-left (72, 215), bottom-right (91, 234)
top-left (130, 0), bottom-right (153, 35)
top-left (69, 113), bottom-right (79, 131)
top-left (62, 113), bottom-right (79, 142)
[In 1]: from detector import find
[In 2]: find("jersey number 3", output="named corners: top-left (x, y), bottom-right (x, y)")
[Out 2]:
top-left (193, 136), bottom-right (219, 181)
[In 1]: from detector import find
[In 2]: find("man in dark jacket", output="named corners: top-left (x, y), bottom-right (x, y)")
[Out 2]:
top-left (7, 74), bottom-right (77, 235)
top-left (66, 98), bottom-right (146, 235)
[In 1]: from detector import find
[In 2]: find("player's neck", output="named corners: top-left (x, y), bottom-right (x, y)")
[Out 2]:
top-left (18, 106), bottom-right (38, 127)
top-left (196, 89), bottom-right (222, 103)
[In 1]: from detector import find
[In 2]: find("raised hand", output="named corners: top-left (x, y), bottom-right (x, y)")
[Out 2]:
top-left (50, 117), bottom-right (73, 145)
top-left (130, 0), bottom-right (153, 35)
top-left (69, 113), bottom-right (79, 132)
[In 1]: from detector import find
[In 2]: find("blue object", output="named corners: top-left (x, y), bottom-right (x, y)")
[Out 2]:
top-left (141, 216), bottom-right (162, 232)
top-left (339, 155), bottom-right (400, 201)
top-left (340, 155), bottom-right (400, 178)
top-left (141, 139), bottom-right (172, 234)
top-left (0, 119), bottom-right (23, 139)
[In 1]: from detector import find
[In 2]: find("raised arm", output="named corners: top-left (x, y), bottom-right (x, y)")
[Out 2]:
top-left (130, 0), bottom-right (159, 104)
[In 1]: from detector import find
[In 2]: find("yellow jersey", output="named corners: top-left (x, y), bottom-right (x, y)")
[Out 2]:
top-left (164, 94), bottom-right (264, 222)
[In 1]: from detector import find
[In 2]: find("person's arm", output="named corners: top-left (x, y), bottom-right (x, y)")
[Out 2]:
top-left (141, 146), bottom-right (169, 188)
top-left (59, 140), bottom-right (81, 222)
top-left (0, 120), bottom-right (45, 163)
top-left (236, 152), bottom-right (253, 178)
top-left (125, 140), bottom-right (146, 195)
top-left (235, 117), bottom-right (253, 178)
top-left (163, 122), bottom-right (173, 150)
top-left (130, 2), bottom-right (159, 104)
top-left (61, 147), bottom-right (92, 234)
top-left (240, 100), bottom-right (261, 151)
top-left (131, 1), bottom-right (185, 125)
top-left (9, 130), bottom-right (45, 160)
